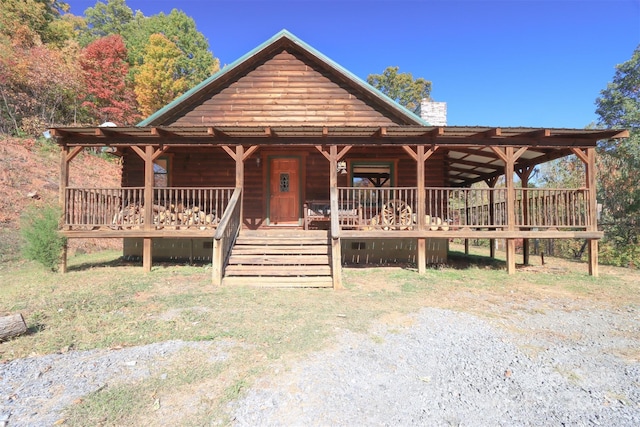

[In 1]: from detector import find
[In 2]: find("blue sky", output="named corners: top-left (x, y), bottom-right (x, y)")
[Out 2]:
top-left (66, 0), bottom-right (639, 128)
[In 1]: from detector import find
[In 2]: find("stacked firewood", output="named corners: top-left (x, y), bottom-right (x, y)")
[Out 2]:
top-left (155, 204), bottom-right (217, 227)
top-left (112, 203), bottom-right (217, 228)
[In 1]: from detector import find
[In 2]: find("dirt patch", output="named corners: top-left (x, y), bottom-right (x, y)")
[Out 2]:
top-left (0, 136), bottom-right (123, 259)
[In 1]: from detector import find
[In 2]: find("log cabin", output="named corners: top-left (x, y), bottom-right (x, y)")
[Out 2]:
top-left (51, 30), bottom-right (628, 288)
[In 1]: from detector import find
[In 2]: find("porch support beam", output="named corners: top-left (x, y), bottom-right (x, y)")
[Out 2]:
top-left (484, 176), bottom-right (499, 259)
top-left (315, 145), bottom-right (330, 161)
top-left (242, 145), bottom-right (259, 161)
top-left (491, 146), bottom-right (518, 274)
top-left (59, 146), bottom-right (78, 274)
top-left (142, 145), bottom-right (154, 273)
top-left (572, 147), bottom-right (599, 276)
top-left (417, 145), bottom-right (426, 273)
top-left (235, 146), bottom-right (245, 226)
top-left (221, 145), bottom-right (236, 160)
top-left (405, 144), bottom-right (439, 273)
top-left (315, 145), bottom-right (351, 163)
top-left (329, 146), bottom-right (343, 289)
top-left (516, 165), bottom-right (535, 266)
top-left (220, 145), bottom-right (248, 188)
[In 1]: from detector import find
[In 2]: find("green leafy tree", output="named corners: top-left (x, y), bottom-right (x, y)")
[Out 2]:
top-left (595, 44), bottom-right (640, 266)
top-left (79, 0), bottom-right (133, 44)
top-left (134, 33), bottom-right (189, 116)
top-left (367, 66), bottom-right (432, 112)
top-left (124, 9), bottom-right (219, 85)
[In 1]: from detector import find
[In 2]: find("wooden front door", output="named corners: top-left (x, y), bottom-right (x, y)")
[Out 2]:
top-left (269, 157), bottom-right (300, 224)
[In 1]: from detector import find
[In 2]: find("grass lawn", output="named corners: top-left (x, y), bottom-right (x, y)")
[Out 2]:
top-left (1, 245), bottom-right (638, 425)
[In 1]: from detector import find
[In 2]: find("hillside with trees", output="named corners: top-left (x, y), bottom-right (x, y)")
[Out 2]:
top-left (0, 1), bottom-right (636, 268)
top-left (0, 0), bottom-right (219, 134)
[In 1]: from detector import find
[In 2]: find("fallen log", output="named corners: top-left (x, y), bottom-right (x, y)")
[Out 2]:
top-left (0, 313), bottom-right (28, 341)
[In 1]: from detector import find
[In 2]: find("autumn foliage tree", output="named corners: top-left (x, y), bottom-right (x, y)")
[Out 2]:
top-left (80, 34), bottom-right (139, 125)
top-left (0, 0), bottom-right (219, 131)
top-left (134, 33), bottom-right (189, 116)
top-left (0, 0), bottom-right (84, 133)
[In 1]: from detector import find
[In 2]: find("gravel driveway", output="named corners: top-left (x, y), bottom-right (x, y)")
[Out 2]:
top-left (231, 305), bottom-right (640, 426)
top-left (1, 302), bottom-right (639, 426)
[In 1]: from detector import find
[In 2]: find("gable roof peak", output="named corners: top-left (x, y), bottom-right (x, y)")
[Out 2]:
top-left (139, 30), bottom-right (427, 127)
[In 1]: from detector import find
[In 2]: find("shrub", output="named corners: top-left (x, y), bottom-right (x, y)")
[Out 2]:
top-left (21, 204), bottom-right (67, 271)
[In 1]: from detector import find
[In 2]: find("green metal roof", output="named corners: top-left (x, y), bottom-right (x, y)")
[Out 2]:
top-left (138, 29), bottom-right (428, 127)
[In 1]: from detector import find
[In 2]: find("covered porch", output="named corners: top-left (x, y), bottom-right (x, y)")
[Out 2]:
top-left (52, 125), bottom-right (627, 287)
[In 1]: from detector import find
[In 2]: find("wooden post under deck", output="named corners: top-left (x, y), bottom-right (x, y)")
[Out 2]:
top-left (58, 145), bottom-right (83, 274)
top-left (143, 145), bottom-right (154, 273)
top-left (571, 148), bottom-right (599, 277)
top-left (59, 146), bottom-right (70, 274)
top-left (492, 146), bottom-right (517, 274)
top-left (517, 166), bottom-right (534, 266)
top-left (329, 145), bottom-right (343, 289)
top-left (235, 145), bottom-right (245, 222)
top-left (586, 148), bottom-right (599, 276)
top-left (404, 144), bottom-right (437, 274)
top-left (485, 176), bottom-right (498, 259)
top-left (416, 146), bottom-right (426, 274)
top-left (570, 147), bottom-right (599, 276)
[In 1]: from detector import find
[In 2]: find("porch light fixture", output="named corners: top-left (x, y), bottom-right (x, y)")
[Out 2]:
top-left (337, 161), bottom-right (347, 174)
top-left (256, 157), bottom-right (261, 167)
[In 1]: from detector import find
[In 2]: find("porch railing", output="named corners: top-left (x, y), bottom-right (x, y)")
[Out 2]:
top-left (152, 187), bottom-right (234, 228)
top-left (335, 186), bottom-right (591, 231)
top-left (212, 187), bottom-right (242, 285)
top-left (427, 187), bottom-right (508, 229)
top-left (338, 187), bottom-right (418, 229)
top-left (64, 187), bottom-right (234, 229)
top-left (515, 188), bottom-right (591, 229)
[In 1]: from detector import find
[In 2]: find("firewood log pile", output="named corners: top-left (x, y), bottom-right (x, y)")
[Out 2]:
top-left (111, 203), bottom-right (217, 229)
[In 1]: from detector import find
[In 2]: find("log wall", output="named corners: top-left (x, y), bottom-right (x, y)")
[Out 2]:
top-left (120, 145), bottom-right (446, 229)
top-left (170, 50), bottom-right (400, 127)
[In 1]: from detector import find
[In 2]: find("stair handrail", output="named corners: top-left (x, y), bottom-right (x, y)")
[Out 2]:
top-left (212, 187), bottom-right (242, 285)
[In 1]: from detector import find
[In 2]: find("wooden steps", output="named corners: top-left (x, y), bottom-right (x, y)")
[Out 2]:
top-left (222, 230), bottom-right (333, 287)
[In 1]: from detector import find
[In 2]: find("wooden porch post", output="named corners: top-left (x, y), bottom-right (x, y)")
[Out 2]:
top-left (143, 145), bottom-right (154, 273)
top-left (485, 177), bottom-right (498, 260)
top-left (236, 145), bottom-right (245, 225)
top-left (570, 147), bottom-right (599, 276)
top-left (129, 144), bottom-right (170, 273)
top-left (492, 146), bottom-right (517, 274)
top-left (517, 166), bottom-right (535, 266)
top-left (587, 148), bottom-right (599, 277)
top-left (59, 146), bottom-right (70, 274)
top-left (329, 145), bottom-right (343, 289)
top-left (59, 145), bottom-right (83, 274)
top-left (417, 146), bottom-right (426, 274)
top-left (464, 189), bottom-right (470, 255)
top-left (403, 145), bottom-right (439, 274)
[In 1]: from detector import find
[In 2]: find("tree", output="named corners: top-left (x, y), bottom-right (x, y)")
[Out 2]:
top-left (595, 44), bottom-right (640, 266)
top-left (80, 34), bottom-right (139, 124)
top-left (367, 66), bottom-right (432, 112)
top-left (134, 33), bottom-right (189, 116)
top-left (0, 0), bottom-right (71, 47)
top-left (79, 0), bottom-right (133, 44)
top-left (124, 9), bottom-right (219, 85)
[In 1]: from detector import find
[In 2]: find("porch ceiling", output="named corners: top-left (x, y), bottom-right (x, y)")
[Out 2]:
top-left (51, 125), bottom-right (628, 187)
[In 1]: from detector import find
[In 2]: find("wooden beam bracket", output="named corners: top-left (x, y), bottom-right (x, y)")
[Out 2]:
top-left (315, 145), bottom-right (331, 161)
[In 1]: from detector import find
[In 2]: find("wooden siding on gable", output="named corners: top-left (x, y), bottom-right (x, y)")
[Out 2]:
top-left (171, 50), bottom-right (400, 127)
